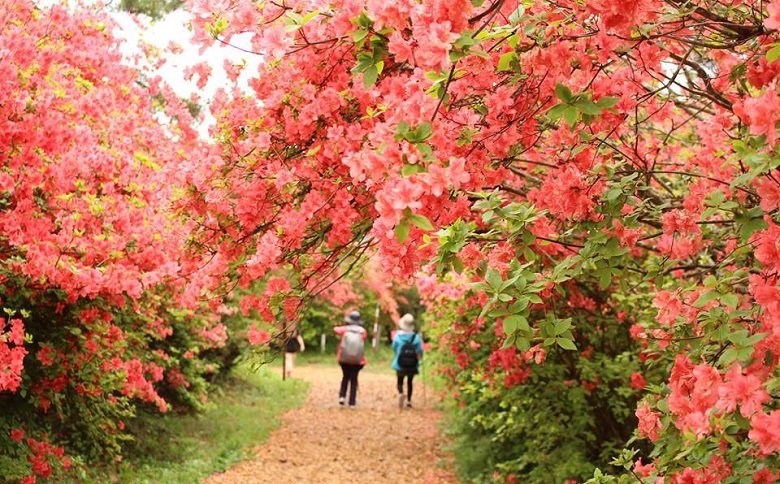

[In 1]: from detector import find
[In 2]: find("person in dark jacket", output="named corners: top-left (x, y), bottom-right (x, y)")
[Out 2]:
top-left (391, 313), bottom-right (423, 409)
top-left (284, 327), bottom-right (305, 378)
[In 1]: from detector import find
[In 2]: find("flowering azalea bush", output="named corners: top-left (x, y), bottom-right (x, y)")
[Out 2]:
top-left (6, 0), bottom-right (780, 481)
top-left (0, 1), bottom-right (232, 480)
top-left (185, 0), bottom-right (780, 481)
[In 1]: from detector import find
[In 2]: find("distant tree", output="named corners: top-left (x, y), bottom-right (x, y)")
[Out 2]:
top-left (117, 0), bottom-right (181, 19)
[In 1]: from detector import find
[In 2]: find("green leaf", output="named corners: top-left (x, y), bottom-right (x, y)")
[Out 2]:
top-left (502, 317), bottom-right (517, 335)
top-left (768, 44), bottom-right (780, 63)
top-left (362, 65), bottom-right (378, 87)
top-left (547, 103), bottom-right (568, 121)
top-left (718, 348), bottom-right (739, 365)
top-left (485, 268), bottom-right (503, 290)
top-left (693, 290), bottom-right (719, 308)
top-left (595, 96), bottom-right (620, 109)
top-left (513, 314), bottom-right (530, 332)
top-left (515, 337), bottom-right (530, 352)
top-left (508, 5), bottom-right (525, 25)
top-left (556, 338), bottom-right (577, 351)
top-left (743, 332), bottom-right (767, 346)
top-left (739, 217), bottom-right (768, 241)
top-left (598, 270), bottom-right (612, 290)
top-left (409, 213), bottom-right (435, 231)
top-left (401, 164), bottom-right (422, 176)
top-left (574, 99), bottom-right (602, 116)
top-left (562, 106), bottom-right (579, 126)
top-left (301, 10), bottom-right (320, 24)
top-left (497, 51), bottom-right (517, 72)
top-left (554, 83), bottom-right (573, 103)
top-left (720, 292), bottom-right (739, 308)
top-left (553, 318), bottom-right (571, 335)
top-left (394, 218), bottom-right (410, 243)
top-left (416, 122), bottom-right (433, 141)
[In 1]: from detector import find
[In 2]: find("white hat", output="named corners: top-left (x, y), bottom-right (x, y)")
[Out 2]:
top-left (398, 313), bottom-right (415, 331)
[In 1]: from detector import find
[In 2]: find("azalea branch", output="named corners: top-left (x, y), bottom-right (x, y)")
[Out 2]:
top-left (660, 263), bottom-right (719, 275)
top-left (663, 0), bottom-right (764, 39)
top-left (640, 170), bottom-right (758, 197)
top-left (293, 229), bottom-right (377, 299)
top-left (499, 181), bottom-right (531, 196)
top-left (468, 0), bottom-right (505, 26)
top-left (213, 36), bottom-right (263, 55)
top-left (431, 65), bottom-right (457, 122)
top-left (534, 235), bottom-right (584, 249)
top-left (665, 51), bottom-right (733, 110)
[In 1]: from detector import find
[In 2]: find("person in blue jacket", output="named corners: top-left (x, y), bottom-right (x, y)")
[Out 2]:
top-left (391, 313), bottom-right (424, 409)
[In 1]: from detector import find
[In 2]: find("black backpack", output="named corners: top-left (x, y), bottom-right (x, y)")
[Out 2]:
top-left (397, 333), bottom-right (418, 370)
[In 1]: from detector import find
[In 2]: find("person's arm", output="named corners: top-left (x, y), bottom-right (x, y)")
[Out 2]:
top-left (297, 334), bottom-right (305, 352)
top-left (416, 333), bottom-right (424, 358)
top-left (334, 326), bottom-right (346, 335)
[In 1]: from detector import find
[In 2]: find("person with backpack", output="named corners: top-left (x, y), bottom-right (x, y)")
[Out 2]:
top-left (283, 327), bottom-right (305, 379)
top-left (391, 313), bottom-right (424, 409)
top-left (334, 310), bottom-right (367, 409)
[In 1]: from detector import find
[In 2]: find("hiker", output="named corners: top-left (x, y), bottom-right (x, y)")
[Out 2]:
top-left (334, 310), bottom-right (367, 409)
top-left (284, 327), bottom-right (305, 378)
top-left (392, 313), bottom-right (424, 409)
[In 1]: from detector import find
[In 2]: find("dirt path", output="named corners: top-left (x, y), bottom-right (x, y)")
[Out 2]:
top-left (204, 363), bottom-right (458, 484)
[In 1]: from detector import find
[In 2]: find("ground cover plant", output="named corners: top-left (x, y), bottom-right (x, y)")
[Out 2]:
top-left (78, 364), bottom-right (307, 483)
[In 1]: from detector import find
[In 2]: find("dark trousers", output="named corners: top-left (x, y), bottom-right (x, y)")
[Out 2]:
top-left (396, 371), bottom-right (416, 401)
top-left (339, 363), bottom-right (364, 405)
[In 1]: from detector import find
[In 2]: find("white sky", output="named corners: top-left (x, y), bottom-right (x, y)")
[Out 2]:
top-left (36, 0), bottom-right (262, 135)
top-left (114, 9), bottom-right (259, 95)
top-left (112, 8), bottom-right (261, 135)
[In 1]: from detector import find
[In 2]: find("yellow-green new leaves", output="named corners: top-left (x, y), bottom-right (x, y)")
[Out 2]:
top-left (284, 10), bottom-right (321, 32)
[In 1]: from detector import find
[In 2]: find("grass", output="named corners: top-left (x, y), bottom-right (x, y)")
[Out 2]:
top-left (75, 363), bottom-right (308, 484)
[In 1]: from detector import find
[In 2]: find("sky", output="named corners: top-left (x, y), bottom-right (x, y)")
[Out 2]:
top-left (34, 0), bottom-right (261, 136)
top-left (110, 7), bottom-right (261, 135)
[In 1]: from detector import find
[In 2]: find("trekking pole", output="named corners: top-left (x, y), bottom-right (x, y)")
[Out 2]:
top-left (372, 302), bottom-right (380, 353)
top-left (421, 330), bottom-right (427, 407)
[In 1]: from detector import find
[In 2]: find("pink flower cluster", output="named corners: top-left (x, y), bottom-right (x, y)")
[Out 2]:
top-left (1, 318), bottom-right (28, 392)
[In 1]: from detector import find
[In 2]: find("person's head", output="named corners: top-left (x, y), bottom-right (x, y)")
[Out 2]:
top-left (398, 313), bottom-right (415, 331)
top-left (345, 310), bottom-right (362, 325)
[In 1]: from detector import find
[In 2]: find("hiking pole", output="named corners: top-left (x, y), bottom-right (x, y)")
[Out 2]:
top-left (372, 302), bottom-right (380, 353)
top-left (421, 330), bottom-right (427, 407)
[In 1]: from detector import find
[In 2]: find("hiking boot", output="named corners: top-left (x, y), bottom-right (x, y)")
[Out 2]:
top-left (348, 405), bottom-right (356, 410)
top-left (339, 397), bottom-right (345, 406)
top-left (398, 393), bottom-right (404, 409)
top-left (406, 401), bottom-right (412, 408)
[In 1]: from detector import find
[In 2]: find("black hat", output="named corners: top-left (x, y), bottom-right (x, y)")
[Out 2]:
top-left (345, 310), bottom-right (362, 325)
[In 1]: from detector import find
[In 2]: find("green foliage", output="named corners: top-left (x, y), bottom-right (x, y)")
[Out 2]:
top-left (78, 364), bottom-right (308, 483)
top-left (428, 186), bottom-right (659, 482)
top-left (437, 306), bottom-right (644, 483)
top-left (116, 0), bottom-right (183, 19)
top-left (0, 271), bottom-right (239, 481)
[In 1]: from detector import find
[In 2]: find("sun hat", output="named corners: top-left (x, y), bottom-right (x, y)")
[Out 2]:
top-left (345, 310), bottom-right (362, 325)
top-left (398, 313), bottom-right (415, 331)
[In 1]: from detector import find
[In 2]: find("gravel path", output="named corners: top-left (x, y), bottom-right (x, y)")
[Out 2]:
top-left (204, 362), bottom-right (458, 483)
